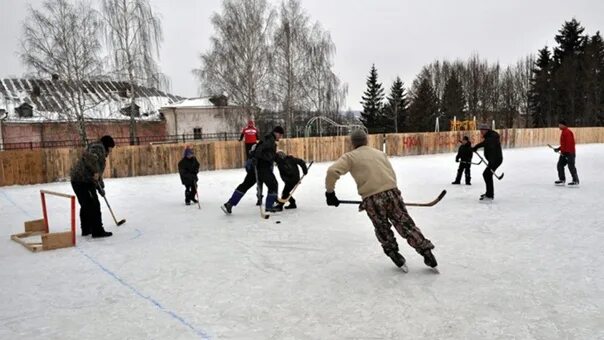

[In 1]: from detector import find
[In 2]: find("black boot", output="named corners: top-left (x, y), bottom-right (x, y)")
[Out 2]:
top-left (555, 180), bottom-right (565, 186)
top-left (386, 250), bottom-right (407, 268)
top-left (285, 198), bottom-right (297, 209)
top-left (451, 181), bottom-right (461, 185)
top-left (256, 196), bottom-right (263, 206)
top-left (422, 249), bottom-right (438, 268)
top-left (221, 202), bottom-right (232, 214)
top-left (92, 230), bottom-right (113, 238)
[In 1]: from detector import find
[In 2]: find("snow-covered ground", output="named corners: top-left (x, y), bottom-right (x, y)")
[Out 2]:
top-left (1, 144), bottom-right (603, 340)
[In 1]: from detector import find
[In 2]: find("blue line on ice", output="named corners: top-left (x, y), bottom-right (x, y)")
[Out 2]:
top-left (1, 189), bottom-right (211, 339)
top-left (0, 189), bottom-right (33, 217)
top-left (78, 249), bottom-right (212, 340)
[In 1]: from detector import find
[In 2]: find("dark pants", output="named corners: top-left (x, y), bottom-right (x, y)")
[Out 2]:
top-left (184, 184), bottom-right (197, 203)
top-left (362, 189), bottom-right (434, 257)
top-left (483, 160), bottom-right (502, 198)
top-left (71, 181), bottom-right (104, 235)
top-left (245, 143), bottom-right (255, 159)
top-left (257, 165), bottom-right (278, 196)
top-left (235, 170), bottom-right (258, 194)
top-left (557, 153), bottom-right (579, 182)
top-left (280, 178), bottom-right (299, 204)
top-left (455, 162), bottom-right (471, 184)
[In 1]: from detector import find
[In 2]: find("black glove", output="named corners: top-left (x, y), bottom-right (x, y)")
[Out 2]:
top-left (554, 147), bottom-right (560, 153)
top-left (471, 146), bottom-right (478, 152)
top-left (325, 191), bottom-right (340, 207)
top-left (455, 158), bottom-right (460, 163)
top-left (303, 169), bottom-right (308, 175)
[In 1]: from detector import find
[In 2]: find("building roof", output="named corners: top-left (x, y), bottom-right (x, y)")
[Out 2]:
top-left (161, 95), bottom-right (243, 110)
top-left (0, 78), bottom-right (185, 122)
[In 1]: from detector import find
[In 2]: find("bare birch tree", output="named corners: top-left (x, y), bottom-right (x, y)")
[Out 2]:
top-left (101, 0), bottom-right (165, 144)
top-left (195, 0), bottom-right (276, 115)
top-left (514, 54), bottom-right (535, 127)
top-left (20, 0), bottom-right (103, 145)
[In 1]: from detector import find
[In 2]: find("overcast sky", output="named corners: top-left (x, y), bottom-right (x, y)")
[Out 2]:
top-left (1, 0), bottom-right (603, 110)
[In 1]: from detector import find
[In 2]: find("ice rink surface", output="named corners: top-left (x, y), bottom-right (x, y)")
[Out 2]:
top-left (1, 144), bottom-right (603, 340)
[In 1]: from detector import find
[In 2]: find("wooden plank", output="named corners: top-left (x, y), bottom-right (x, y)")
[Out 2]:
top-left (24, 219), bottom-right (46, 232)
top-left (11, 232), bottom-right (45, 252)
top-left (40, 190), bottom-right (74, 199)
top-left (42, 231), bottom-right (74, 250)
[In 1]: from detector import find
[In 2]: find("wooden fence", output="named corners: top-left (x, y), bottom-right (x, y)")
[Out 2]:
top-left (1, 127), bottom-right (602, 186)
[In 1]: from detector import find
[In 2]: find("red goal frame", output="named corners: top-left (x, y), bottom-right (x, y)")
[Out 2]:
top-left (40, 190), bottom-right (76, 246)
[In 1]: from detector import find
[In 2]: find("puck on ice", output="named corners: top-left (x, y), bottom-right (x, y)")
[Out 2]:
top-left (275, 220), bottom-right (281, 224)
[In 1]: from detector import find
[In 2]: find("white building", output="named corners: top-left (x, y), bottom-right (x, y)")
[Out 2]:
top-left (160, 96), bottom-right (249, 139)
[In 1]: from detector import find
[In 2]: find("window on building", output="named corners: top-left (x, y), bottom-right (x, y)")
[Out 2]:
top-left (193, 128), bottom-right (202, 140)
top-left (15, 103), bottom-right (33, 118)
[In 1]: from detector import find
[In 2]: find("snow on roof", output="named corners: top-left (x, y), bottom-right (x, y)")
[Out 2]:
top-left (164, 97), bottom-right (215, 108)
top-left (0, 78), bottom-right (185, 122)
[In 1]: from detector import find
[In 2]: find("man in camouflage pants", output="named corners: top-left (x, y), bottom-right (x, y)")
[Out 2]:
top-left (325, 130), bottom-right (437, 271)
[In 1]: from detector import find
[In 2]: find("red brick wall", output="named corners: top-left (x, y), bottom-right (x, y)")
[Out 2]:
top-left (1, 121), bottom-right (166, 148)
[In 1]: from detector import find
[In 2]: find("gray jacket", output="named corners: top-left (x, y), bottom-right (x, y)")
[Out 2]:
top-left (70, 142), bottom-right (107, 184)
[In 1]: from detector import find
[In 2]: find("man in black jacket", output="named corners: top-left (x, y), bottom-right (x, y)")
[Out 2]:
top-left (178, 146), bottom-right (200, 205)
top-left (221, 126), bottom-right (284, 214)
top-left (70, 135), bottom-right (115, 238)
top-left (275, 151), bottom-right (308, 209)
top-left (473, 124), bottom-right (503, 200)
top-left (452, 136), bottom-right (473, 185)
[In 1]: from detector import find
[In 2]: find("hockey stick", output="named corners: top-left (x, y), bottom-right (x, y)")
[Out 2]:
top-left (100, 194), bottom-right (126, 226)
top-left (195, 183), bottom-right (201, 209)
top-left (473, 152), bottom-right (504, 180)
top-left (460, 160), bottom-right (483, 166)
top-left (339, 190), bottom-right (447, 207)
top-left (277, 161), bottom-right (314, 204)
top-left (253, 166), bottom-right (270, 219)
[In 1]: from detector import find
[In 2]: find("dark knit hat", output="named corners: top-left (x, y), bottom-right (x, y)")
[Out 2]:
top-left (559, 119), bottom-right (568, 126)
top-left (462, 136), bottom-right (470, 141)
top-left (273, 126), bottom-right (285, 135)
top-left (100, 135), bottom-right (115, 151)
top-left (478, 123), bottom-right (490, 130)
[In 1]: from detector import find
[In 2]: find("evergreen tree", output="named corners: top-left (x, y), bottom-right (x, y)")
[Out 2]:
top-left (552, 19), bottom-right (587, 125)
top-left (360, 64), bottom-right (385, 133)
top-left (440, 71), bottom-right (466, 129)
top-left (529, 47), bottom-right (554, 127)
top-left (407, 78), bottom-right (439, 132)
top-left (383, 77), bottom-right (408, 133)
top-left (583, 32), bottom-right (604, 125)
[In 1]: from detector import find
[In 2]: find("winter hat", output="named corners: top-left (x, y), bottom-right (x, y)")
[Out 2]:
top-left (276, 150), bottom-right (286, 159)
top-left (100, 135), bottom-right (115, 151)
top-left (462, 136), bottom-right (470, 141)
top-left (273, 126), bottom-right (285, 135)
top-left (558, 119), bottom-right (568, 126)
top-left (184, 146), bottom-right (194, 157)
top-left (478, 123), bottom-right (490, 130)
top-left (350, 129), bottom-right (368, 148)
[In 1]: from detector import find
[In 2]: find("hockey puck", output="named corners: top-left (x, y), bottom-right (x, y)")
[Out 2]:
top-left (275, 220), bottom-right (281, 224)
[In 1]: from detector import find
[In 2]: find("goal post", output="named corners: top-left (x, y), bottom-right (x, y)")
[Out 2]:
top-left (40, 190), bottom-right (76, 246)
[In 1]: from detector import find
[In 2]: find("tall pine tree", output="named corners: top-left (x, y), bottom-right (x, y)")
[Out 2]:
top-left (529, 47), bottom-right (554, 127)
top-left (583, 32), bottom-right (604, 125)
top-left (552, 19), bottom-right (587, 125)
top-left (408, 78), bottom-right (439, 132)
top-left (360, 64), bottom-right (385, 133)
top-left (383, 77), bottom-right (408, 133)
top-left (440, 71), bottom-right (465, 129)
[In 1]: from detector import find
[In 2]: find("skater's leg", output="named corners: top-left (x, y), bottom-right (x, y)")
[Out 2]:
top-left (228, 171), bottom-right (256, 206)
top-left (386, 189), bottom-right (434, 254)
top-left (363, 194), bottom-right (400, 256)
top-left (464, 163), bottom-right (471, 184)
top-left (453, 164), bottom-right (463, 183)
top-left (483, 168), bottom-right (494, 197)
top-left (565, 153), bottom-right (579, 182)
top-left (71, 182), bottom-right (94, 235)
top-left (557, 154), bottom-right (567, 181)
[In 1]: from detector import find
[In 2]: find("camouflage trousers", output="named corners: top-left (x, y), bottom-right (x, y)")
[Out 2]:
top-left (361, 188), bottom-right (434, 256)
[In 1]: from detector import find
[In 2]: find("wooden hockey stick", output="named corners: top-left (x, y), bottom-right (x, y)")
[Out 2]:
top-left (339, 190), bottom-right (447, 207)
top-left (473, 152), bottom-right (504, 180)
top-left (277, 161), bottom-right (314, 204)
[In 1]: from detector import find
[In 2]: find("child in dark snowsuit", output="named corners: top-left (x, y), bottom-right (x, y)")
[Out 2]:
top-left (452, 136), bottom-right (473, 185)
top-left (275, 151), bottom-right (308, 210)
top-left (178, 146), bottom-right (200, 205)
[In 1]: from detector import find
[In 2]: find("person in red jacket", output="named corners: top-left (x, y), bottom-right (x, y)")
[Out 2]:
top-left (553, 120), bottom-right (579, 186)
top-left (240, 120), bottom-right (259, 159)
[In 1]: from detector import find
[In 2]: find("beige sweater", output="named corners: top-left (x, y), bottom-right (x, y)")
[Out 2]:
top-left (325, 145), bottom-right (397, 199)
